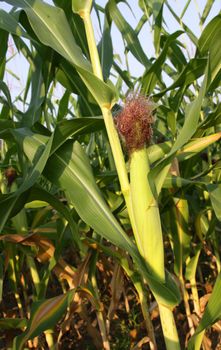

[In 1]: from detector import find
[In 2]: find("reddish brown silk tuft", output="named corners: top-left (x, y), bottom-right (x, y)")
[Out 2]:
top-left (116, 95), bottom-right (154, 154)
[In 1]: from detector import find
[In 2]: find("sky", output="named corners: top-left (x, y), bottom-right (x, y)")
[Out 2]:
top-left (0, 0), bottom-right (220, 107)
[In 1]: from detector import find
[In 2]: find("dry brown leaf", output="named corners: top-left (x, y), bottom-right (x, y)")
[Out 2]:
top-left (0, 233), bottom-right (55, 262)
top-left (106, 263), bottom-right (124, 334)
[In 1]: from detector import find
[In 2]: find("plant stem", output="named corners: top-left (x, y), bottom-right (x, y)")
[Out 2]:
top-left (159, 304), bottom-right (180, 350)
top-left (139, 292), bottom-right (157, 350)
top-left (122, 257), bottom-right (157, 350)
top-left (90, 244), bottom-right (110, 350)
top-left (190, 277), bottom-right (201, 316)
top-left (180, 277), bottom-right (195, 336)
top-left (81, 11), bottom-right (103, 80)
top-left (82, 8), bottom-right (180, 350)
top-left (44, 330), bottom-right (55, 349)
top-left (82, 10), bottom-right (138, 238)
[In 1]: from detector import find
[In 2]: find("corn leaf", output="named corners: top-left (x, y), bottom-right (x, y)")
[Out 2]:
top-left (0, 318), bottom-right (27, 329)
top-left (106, 0), bottom-right (150, 68)
top-left (4, 0), bottom-right (116, 108)
top-left (151, 61), bottom-right (209, 193)
top-left (51, 117), bottom-right (104, 154)
top-left (198, 14), bottom-right (221, 85)
top-left (0, 131), bottom-right (53, 231)
top-left (0, 9), bottom-right (32, 40)
top-left (207, 184), bottom-right (221, 221)
top-left (13, 289), bottom-right (76, 350)
top-left (188, 273), bottom-right (221, 350)
top-left (200, 0), bottom-right (214, 25)
top-left (16, 129), bottom-right (180, 307)
top-left (142, 30), bottom-right (183, 94)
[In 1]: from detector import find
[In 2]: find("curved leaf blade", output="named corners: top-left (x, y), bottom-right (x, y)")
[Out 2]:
top-left (13, 289), bottom-right (75, 350)
top-left (17, 130), bottom-right (180, 307)
top-left (4, 0), bottom-right (116, 107)
top-left (106, 0), bottom-right (150, 68)
top-left (198, 14), bottom-right (221, 86)
top-left (188, 273), bottom-right (221, 350)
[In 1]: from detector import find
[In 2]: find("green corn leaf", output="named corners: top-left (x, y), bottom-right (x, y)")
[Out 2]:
top-left (0, 318), bottom-right (27, 329)
top-left (98, 16), bottom-right (113, 81)
top-left (13, 289), bottom-right (76, 350)
top-left (46, 140), bottom-right (137, 253)
top-left (139, 0), bottom-right (164, 21)
top-left (200, 0), bottom-right (214, 25)
top-left (156, 60), bottom-right (208, 168)
top-left (56, 61), bottom-right (98, 115)
top-left (13, 129), bottom-right (138, 254)
top-left (27, 185), bottom-right (81, 249)
top-left (198, 14), bottom-right (221, 88)
top-left (166, 1), bottom-right (198, 45)
top-left (153, 3), bottom-right (163, 56)
top-left (147, 141), bottom-right (172, 163)
top-left (150, 61), bottom-right (209, 197)
top-left (57, 90), bottom-right (70, 122)
top-left (51, 117), bottom-right (104, 154)
top-left (52, 1), bottom-right (89, 58)
top-left (153, 58), bottom-right (207, 99)
top-left (0, 120), bottom-right (16, 140)
top-left (0, 28), bottom-right (8, 81)
top-left (177, 132), bottom-right (221, 161)
top-left (185, 245), bottom-right (202, 282)
top-left (165, 39), bottom-right (187, 72)
top-left (4, 0), bottom-right (116, 108)
top-left (21, 58), bottom-right (45, 127)
top-left (0, 80), bottom-right (13, 110)
top-left (150, 0), bottom-right (164, 20)
top-left (0, 131), bottom-right (53, 232)
top-left (207, 184), bottom-right (221, 221)
top-left (188, 273), bottom-right (221, 350)
top-left (17, 129), bottom-right (180, 307)
top-left (46, 141), bottom-right (181, 306)
top-left (169, 197), bottom-right (191, 277)
top-left (0, 9), bottom-right (32, 40)
top-left (142, 31), bottom-right (183, 94)
top-left (180, 0), bottom-right (191, 19)
top-left (106, 0), bottom-right (150, 68)
top-left (11, 129), bottom-right (53, 196)
top-left (113, 61), bottom-right (134, 88)
top-left (199, 103), bottom-right (221, 130)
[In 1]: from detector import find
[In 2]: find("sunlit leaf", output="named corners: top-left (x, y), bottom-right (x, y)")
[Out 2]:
top-left (18, 130), bottom-right (180, 307)
top-left (4, 0), bottom-right (116, 108)
top-left (0, 9), bottom-right (32, 40)
top-left (198, 14), bottom-right (221, 87)
top-left (106, 0), bottom-right (150, 68)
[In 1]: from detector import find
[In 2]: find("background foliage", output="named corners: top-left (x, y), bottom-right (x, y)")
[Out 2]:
top-left (0, 0), bottom-right (221, 349)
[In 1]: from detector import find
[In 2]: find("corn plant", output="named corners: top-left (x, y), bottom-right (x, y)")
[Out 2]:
top-left (0, 0), bottom-right (221, 349)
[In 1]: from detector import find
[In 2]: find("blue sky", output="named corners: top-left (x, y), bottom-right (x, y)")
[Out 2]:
top-left (95, 0), bottom-right (221, 78)
top-left (0, 0), bottom-right (220, 106)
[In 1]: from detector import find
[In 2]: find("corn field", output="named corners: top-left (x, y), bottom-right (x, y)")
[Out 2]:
top-left (0, 0), bottom-right (221, 349)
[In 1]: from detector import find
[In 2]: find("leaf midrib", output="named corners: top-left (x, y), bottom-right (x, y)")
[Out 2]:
top-left (22, 0), bottom-right (88, 70)
top-left (53, 151), bottom-right (132, 249)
